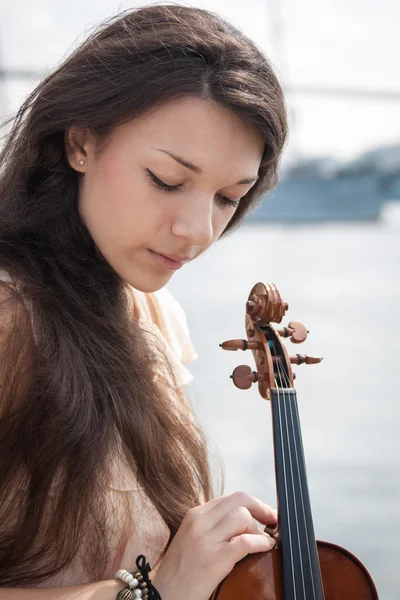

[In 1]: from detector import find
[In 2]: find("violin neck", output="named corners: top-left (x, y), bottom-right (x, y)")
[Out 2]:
top-left (270, 388), bottom-right (325, 600)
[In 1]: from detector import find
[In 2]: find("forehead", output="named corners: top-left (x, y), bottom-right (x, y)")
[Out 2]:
top-left (111, 96), bottom-right (265, 173)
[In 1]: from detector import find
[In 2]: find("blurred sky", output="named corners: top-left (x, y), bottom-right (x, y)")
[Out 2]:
top-left (1, 0), bottom-right (400, 160)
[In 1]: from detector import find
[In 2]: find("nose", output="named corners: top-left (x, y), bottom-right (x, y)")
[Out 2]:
top-left (171, 196), bottom-right (214, 247)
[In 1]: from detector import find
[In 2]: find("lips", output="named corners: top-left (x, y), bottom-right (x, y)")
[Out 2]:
top-left (148, 249), bottom-right (188, 271)
top-left (160, 252), bottom-right (190, 263)
top-left (150, 250), bottom-right (191, 263)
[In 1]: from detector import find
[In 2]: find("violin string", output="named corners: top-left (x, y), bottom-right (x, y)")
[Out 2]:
top-left (274, 368), bottom-right (297, 599)
top-left (284, 366), bottom-right (309, 599)
top-left (276, 358), bottom-right (306, 599)
top-left (293, 392), bottom-right (324, 597)
top-left (278, 354), bottom-right (319, 600)
top-left (287, 382), bottom-right (317, 600)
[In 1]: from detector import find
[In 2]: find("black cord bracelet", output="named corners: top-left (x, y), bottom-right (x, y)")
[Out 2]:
top-left (135, 555), bottom-right (162, 599)
top-left (115, 555), bottom-right (162, 600)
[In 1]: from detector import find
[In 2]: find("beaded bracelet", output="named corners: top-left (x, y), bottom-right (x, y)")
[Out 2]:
top-left (114, 555), bottom-right (161, 600)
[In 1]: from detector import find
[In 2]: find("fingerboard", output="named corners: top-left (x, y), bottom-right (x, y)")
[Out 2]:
top-left (270, 388), bottom-right (325, 600)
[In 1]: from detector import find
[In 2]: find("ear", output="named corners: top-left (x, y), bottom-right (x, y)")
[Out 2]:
top-left (65, 127), bottom-right (93, 172)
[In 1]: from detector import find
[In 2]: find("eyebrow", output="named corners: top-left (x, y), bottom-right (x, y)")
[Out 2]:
top-left (152, 148), bottom-right (259, 185)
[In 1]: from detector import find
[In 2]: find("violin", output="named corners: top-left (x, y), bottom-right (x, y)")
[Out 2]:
top-left (211, 282), bottom-right (379, 600)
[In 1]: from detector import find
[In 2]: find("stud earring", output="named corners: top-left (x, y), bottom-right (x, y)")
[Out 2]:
top-left (79, 159), bottom-right (85, 166)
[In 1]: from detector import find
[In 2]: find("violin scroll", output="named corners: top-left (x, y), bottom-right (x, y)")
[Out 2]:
top-left (220, 282), bottom-right (322, 400)
top-left (245, 282), bottom-right (288, 325)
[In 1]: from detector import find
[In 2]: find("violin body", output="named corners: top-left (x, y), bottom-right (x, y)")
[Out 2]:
top-left (216, 282), bottom-right (379, 600)
top-left (211, 541), bottom-right (379, 600)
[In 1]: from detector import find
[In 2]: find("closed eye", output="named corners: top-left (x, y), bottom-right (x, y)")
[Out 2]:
top-left (145, 169), bottom-right (240, 209)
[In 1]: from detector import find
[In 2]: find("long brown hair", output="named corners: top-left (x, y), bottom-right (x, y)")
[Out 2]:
top-left (0, 3), bottom-right (287, 586)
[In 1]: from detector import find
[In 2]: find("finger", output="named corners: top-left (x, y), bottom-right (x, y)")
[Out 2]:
top-left (213, 505), bottom-right (261, 540)
top-left (191, 494), bottom-right (227, 516)
top-left (228, 532), bottom-right (275, 562)
top-left (206, 491), bottom-right (277, 527)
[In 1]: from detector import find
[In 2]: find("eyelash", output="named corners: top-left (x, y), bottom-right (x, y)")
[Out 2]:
top-left (145, 169), bottom-right (240, 209)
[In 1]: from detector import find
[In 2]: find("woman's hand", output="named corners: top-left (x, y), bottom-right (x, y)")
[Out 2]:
top-left (152, 491), bottom-right (277, 600)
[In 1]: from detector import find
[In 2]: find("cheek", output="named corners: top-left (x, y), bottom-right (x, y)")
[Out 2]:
top-left (80, 159), bottom-right (154, 242)
top-left (212, 208), bottom-right (235, 240)
top-left (94, 158), bottom-right (136, 216)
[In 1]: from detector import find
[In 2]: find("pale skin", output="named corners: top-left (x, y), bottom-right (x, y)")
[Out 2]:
top-left (0, 97), bottom-right (278, 599)
top-left (68, 95), bottom-right (264, 293)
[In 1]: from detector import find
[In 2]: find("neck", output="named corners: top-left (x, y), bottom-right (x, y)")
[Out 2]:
top-left (270, 388), bottom-right (325, 600)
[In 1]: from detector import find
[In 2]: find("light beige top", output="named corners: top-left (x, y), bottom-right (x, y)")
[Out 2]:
top-left (0, 271), bottom-right (198, 586)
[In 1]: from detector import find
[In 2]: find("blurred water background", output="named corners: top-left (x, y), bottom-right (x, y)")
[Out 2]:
top-left (1, 0), bottom-right (399, 599)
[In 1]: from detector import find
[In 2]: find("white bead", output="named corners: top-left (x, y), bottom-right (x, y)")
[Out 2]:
top-left (126, 574), bottom-right (139, 588)
top-left (114, 569), bottom-right (128, 579)
top-left (113, 568), bottom-right (141, 592)
top-left (114, 569), bottom-right (133, 585)
top-left (114, 570), bottom-right (125, 578)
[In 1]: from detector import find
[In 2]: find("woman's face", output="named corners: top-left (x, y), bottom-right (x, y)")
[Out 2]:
top-left (67, 96), bottom-right (264, 293)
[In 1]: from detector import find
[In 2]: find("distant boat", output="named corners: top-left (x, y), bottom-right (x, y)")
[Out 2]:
top-left (246, 144), bottom-right (400, 223)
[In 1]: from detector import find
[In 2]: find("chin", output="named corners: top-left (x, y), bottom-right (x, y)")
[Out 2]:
top-left (106, 252), bottom-right (174, 293)
top-left (124, 272), bottom-right (172, 294)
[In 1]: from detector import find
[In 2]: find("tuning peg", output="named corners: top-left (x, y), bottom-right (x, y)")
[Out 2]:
top-left (220, 339), bottom-right (261, 351)
top-left (230, 365), bottom-right (266, 389)
top-left (276, 321), bottom-right (309, 343)
top-left (289, 354), bottom-right (323, 365)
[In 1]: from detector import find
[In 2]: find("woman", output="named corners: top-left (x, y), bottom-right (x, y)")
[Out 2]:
top-left (0, 4), bottom-right (287, 599)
